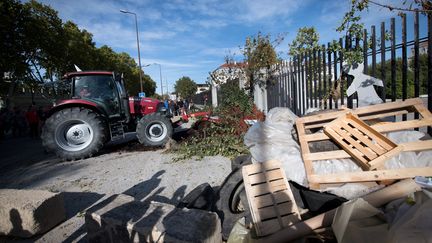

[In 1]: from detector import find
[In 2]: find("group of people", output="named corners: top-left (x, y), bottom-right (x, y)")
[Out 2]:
top-left (164, 98), bottom-right (195, 116)
top-left (0, 103), bottom-right (47, 140)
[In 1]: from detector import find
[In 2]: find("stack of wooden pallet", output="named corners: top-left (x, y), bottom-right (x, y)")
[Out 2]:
top-left (295, 98), bottom-right (432, 189)
top-left (240, 99), bottom-right (432, 241)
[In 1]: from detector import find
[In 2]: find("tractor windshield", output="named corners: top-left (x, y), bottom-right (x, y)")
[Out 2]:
top-left (74, 75), bottom-right (115, 99)
top-left (73, 74), bottom-right (120, 115)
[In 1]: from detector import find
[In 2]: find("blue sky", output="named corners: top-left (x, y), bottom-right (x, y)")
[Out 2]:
top-left (38, 0), bottom-right (428, 95)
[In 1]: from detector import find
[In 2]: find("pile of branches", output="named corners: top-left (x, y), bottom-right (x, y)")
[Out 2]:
top-left (172, 81), bottom-right (264, 161)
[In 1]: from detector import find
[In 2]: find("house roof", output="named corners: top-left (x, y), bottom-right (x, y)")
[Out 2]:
top-left (218, 62), bottom-right (247, 69)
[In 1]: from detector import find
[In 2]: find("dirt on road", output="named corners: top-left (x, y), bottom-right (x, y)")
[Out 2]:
top-left (0, 135), bottom-right (231, 242)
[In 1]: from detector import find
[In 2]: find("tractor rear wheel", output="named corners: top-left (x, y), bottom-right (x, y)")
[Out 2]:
top-left (136, 113), bottom-right (173, 146)
top-left (41, 107), bottom-right (107, 160)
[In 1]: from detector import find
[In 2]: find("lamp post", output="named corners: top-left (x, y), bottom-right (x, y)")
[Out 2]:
top-left (153, 63), bottom-right (163, 96)
top-left (120, 9), bottom-right (143, 93)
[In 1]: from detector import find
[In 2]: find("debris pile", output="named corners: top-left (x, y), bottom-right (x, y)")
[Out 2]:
top-left (233, 98), bottom-right (432, 242)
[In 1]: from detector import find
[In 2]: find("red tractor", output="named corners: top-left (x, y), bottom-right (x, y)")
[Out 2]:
top-left (41, 71), bottom-right (173, 160)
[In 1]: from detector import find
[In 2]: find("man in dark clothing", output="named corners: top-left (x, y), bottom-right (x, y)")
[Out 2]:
top-left (26, 105), bottom-right (39, 138)
top-left (183, 99), bottom-right (189, 114)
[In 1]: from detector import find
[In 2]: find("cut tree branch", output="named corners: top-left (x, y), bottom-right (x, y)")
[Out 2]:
top-left (367, 0), bottom-right (432, 13)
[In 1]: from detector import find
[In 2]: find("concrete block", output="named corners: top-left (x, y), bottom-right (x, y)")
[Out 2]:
top-left (86, 194), bottom-right (222, 243)
top-left (0, 189), bottom-right (66, 238)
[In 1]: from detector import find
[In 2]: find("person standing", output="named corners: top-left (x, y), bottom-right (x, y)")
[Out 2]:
top-left (26, 105), bottom-right (39, 138)
top-left (183, 99), bottom-right (189, 114)
top-left (178, 99), bottom-right (184, 116)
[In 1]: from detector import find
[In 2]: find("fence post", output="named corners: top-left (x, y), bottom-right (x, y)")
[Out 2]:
top-left (318, 47), bottom-right (322, 108)
top-left (327, 42), bottom-right (332, 109)
top-left (391, 17), bottom-right (396, 102)
top-left (414, 12), bottom-right (420, 125)
top-left (402, 13), bottom-right (408, 121)
top-left (363, 29), bottom-right (368, 74)
top-left (428, 13), bottom-right (432, 136)
top-left (381, 21), bottom-right (386, 102)
top-left (305, 52), bottom-right (310, 110)
top-left (335, 40), bottom-right (340, 108)
top-left (300, 53), bottom-right (305, 114)
top-left (371, 25), bottom-right (377, 78)
top-left (322, 44), bottom-right (326, 109)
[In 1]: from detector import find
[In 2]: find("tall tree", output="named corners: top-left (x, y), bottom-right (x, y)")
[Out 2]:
top-left (0, 0), bottom-right (156, 101)
top-left (241, 32), bottom-right (279, 94)
top-left (288, 27), bottom-right (320, 56)
top-left (174, 76), bottom-right (197, 99)
top-left (96, 46), bottom-right (156, 96)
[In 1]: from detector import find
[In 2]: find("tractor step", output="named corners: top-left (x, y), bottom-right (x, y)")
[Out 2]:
top-left (109, 122), bottom-right (125, 141)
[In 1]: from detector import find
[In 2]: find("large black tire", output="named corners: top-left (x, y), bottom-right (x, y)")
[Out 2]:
top-left (231, 154), bottom-right (252, 171)
top-left (41, 107), bottom-right (107, 160)
top-left (216, 159), bottom-right (252, 240)
top-left (136, 113), bottom-right (173, 146)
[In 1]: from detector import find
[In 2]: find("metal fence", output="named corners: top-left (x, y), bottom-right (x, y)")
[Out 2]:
top-left (268, 12), bottom-right (432, 129)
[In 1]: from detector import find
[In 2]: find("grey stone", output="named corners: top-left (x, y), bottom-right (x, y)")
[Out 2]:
top-left (0, 189), bottom-right (66, 238)
top-left (85, 194), bottom-right (222, 243)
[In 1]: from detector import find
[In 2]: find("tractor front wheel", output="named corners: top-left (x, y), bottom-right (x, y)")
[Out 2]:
top-left (41, 108), bottom-right (107, 160)
top-left (136, 113), bottom-right (173, 146)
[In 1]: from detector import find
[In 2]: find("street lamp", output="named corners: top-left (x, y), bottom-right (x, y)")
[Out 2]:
top-left (120, 9), bottom-right (143, 93)
top-left (153, 63), bottom-right (163, 96)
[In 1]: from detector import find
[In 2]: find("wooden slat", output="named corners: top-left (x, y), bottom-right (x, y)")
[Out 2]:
top-left (340, 120), bottom-right (386, 154)
top-left (304, 150), bottom-right (351, 160)
top-left (332, 122), bottom-right (378, 160)
top-left (372, 119), bottom-right (432, 133)
top-left (296, 121), bottom-right (316, 188)
top-left (306, 140), bottom-right (432, 161)
top-left (258, 201), bottom-right (295, 220)
top-left (310, 167), bottom-right (432, 183)
top-left (402, 140), bottom-right (432, 151)
top-left (368, 145), bottom-right (403, 170)
top-left (324, 126), bottom-right (370, 169)
top-left (298, 98), bottom-right (422, 124)
top-left (414, 103), bottom-right (432, 119)
top-left (305, 119), bottom-right (432, 142)
top-left (248, 169), bottom-right (284, 185)
top-left (255, 213), bottom-right (300, 236)
top-left (359, 110), bottom-right (409, 121)
top-left (243, 160), bottom-right (282, 175)
top-left (249, 179), bottom-right (287, 197)
top-left (255, 191), bottom-right (293, 209)
top-left (345, 114), bottom-right (396, 151)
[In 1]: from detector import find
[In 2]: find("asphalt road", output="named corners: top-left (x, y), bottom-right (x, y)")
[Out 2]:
top-left (0, 134), bottom-right (231, 242)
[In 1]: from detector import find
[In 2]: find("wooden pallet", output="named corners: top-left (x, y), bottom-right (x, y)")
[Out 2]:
top-left (242, 160), bottom-right (300, 236)
top-left (296, 98), bottom-right (432, 189)
top-left (324, 113), bottom-right (403, 170)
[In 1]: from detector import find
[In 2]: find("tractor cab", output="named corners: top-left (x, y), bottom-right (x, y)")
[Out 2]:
top-left (66, 71), bottom-right (124, 118)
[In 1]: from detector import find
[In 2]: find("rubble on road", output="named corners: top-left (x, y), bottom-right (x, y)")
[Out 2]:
top-left (85, 194), bottom-right (222, 243)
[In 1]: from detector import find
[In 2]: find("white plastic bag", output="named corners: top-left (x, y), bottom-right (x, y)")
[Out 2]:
top-left (385, 130), bottom-right (432, 169)
top-left (244, 107), bottom-right (308, 185)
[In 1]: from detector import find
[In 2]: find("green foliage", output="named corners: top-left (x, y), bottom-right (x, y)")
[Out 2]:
top-left (173, 80), bottom-right (257, 161)
top-left (241, 32), bottom-right (280, 90)
top-left (218, 80), bottom-right (253, 114)
top-left (173, 120), bottom-right (249, 161)
top-left (368, 53), bottom-right (429, 99)
top-left (174, 76), bottom-right (197, 99)
top-left (288, 27), bottom-right (320, 56)
top-left (0, 0), bottom-right (156, 99)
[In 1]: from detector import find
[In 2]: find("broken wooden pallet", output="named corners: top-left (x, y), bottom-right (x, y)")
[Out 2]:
top-left (296, 98), bottom-right (432, 189)
top-left (242, 160), bottom-right (300, 237)
top-left (324, 112), bottom-right (402, 170)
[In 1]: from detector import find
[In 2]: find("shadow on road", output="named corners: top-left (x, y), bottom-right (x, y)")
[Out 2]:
top-left (83, 170), bottom-right (188, 242)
